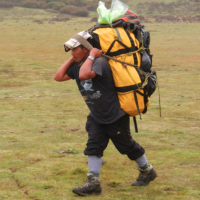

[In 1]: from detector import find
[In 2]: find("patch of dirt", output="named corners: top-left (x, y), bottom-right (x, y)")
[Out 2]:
top-left (33, 16), bottom-right (70, 24)
top-left (44, 9), bottom-right (59, 13)
top-left (2, 84), bottom-right (25, 88)
top-left (90, 17), bottom-right (98, 22)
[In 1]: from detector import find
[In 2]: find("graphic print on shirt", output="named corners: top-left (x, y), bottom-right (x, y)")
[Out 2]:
top-left (81, 79), bottom-right (93, 91)
top-left (80, 79), bottom-right (102, 104)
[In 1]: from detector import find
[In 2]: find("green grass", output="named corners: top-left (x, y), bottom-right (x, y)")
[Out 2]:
top-left (0, 7), bottom-right (200, 200)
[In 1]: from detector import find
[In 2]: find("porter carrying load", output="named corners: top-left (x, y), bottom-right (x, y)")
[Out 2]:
top-left (64, 0), bottom-right (158, 132)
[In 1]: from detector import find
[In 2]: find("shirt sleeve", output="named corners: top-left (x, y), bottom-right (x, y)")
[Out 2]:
top-left (92, 57), bottom-right (110, 77)
top-left (66, 65), bottom-right (75, 79)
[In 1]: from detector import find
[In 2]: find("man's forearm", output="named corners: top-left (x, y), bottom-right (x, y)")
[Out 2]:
top-left (79, 48), bottom-right (102, 81)
top-left (54, 57), bottom-right (75, 81)
top-left (79, 58), bottom-right (95, 80)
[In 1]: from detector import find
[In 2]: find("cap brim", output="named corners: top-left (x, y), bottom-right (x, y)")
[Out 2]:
top-left (64, 31), bottom-right (93, 52)
top-left (64, 38), bottom-right (81, 52)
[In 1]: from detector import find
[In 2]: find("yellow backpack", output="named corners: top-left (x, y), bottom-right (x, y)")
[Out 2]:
top-left (87, 11), bottom-right (157, 132)
top-left (92, 27), bottom-right (149, 117)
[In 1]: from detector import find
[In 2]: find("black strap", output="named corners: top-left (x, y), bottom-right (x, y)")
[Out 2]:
top-left (114, 28), bottom-right (122, 42)
top-left (106, 39), bottom-right (128, 56)
top-left (156, 74), bottom-right (162, 117)
top-left (106, 40), bottom-right (116, 55)
top-left (89, 20), bottom-right (124, 32)
top-left (133, 90), bottom-right (142, 120)
top-left (124, 29), bottom-right (138, 66)
top-left (126, 21), bottom-right (140, 33)
top-left (142, 89), bottom-right (148, 114)
top-left (134, 89), bottom-right (148, 114)
top-left (136, 90), bottom-right (147, 97)
top-left (116, 84), bottom-right (139, 93)
top-left (133, 116), bottom-right (138, 133)
top-left (106, 46), bottom-right (136, 57)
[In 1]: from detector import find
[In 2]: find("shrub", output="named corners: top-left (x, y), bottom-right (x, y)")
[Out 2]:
top-left (60, 0), bottom-right (86, 7)
top-left (21, 0), bottom-right (41, 9)
top-left (60, 5), bottom-right (89, 17)
top-left (0, 1), bottom-right (14, 8)
top-left (47, 1), bottom-right (66, 11)
top-left (87, 2), bottom-right (98, 11)
top-left (71, 7), bottom-right (88, 17)
top-left (39, 2), bottom-right (48, 9)
top-left (59, 5), bottom-right (74, 13)
top-left (61, 0), bottom-right (73, 5)
top-left (46, 0), bottom-right (54, 3)
top-left (73, 0), bottom-right (86, 7)
top-left (8, 0), bottom-right (23, 7)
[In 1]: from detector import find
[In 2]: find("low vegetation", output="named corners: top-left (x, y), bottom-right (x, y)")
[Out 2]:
top-left (0, 0), bottom-right (200, 17)
top-left (60, 5), bottom-right (89, 16)
top-left (0, 6), bottom-right (200, 200)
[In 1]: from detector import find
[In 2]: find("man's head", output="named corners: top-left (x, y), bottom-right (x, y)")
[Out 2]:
top-left (64, 31), bottom-right (93, 62)
top-left (71, 45), bottom-right (90, 62)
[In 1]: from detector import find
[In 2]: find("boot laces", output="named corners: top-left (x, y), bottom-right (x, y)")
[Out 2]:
top-left (137, 172), bottom-right (147, 181)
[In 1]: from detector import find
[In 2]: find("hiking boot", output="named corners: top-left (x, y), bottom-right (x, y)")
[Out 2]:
top-left (131, 165), bottom-right (157, 186)
top-left (72, 173), bottom-right (102, 196)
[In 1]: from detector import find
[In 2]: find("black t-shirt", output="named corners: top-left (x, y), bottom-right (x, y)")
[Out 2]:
top-left (66, 56), bottom-right (125, 124)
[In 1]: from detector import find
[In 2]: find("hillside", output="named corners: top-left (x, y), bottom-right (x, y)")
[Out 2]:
top-left (0, 0), bottom-right (200, 17)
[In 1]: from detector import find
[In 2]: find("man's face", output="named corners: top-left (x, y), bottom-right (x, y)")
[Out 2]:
top-left (71, 46), bottom-right (89, 62)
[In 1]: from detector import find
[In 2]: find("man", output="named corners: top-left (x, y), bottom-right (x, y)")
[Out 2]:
top-left (54, 31), bottom-right (157, 196)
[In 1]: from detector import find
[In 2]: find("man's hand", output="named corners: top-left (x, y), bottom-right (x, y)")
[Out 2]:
top-left (89, 48), bottom-right (102, 59)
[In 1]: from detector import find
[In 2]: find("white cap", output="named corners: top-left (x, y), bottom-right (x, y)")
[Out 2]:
top-left (64, 31), bottom-right (92, 52)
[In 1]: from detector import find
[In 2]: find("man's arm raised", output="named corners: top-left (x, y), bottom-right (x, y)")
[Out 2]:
top-left (54, 57), bottom-right (75, 82)
top-left (79, 48), bottom-right (102, 81)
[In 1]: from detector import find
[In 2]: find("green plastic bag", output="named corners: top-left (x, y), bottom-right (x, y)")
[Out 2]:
top-left (97, 0), bottom-right (129, 24)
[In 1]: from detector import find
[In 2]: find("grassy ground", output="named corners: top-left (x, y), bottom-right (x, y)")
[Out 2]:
top-left (0, 7), bottom-right (200, 200)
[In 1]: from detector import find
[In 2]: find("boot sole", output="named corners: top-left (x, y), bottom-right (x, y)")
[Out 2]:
top-left (73, 190), bottom-right (101, 196)
top-left (72, 187), bottom-right (102, 196)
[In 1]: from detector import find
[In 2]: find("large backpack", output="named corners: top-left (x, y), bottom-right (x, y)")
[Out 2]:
top-left (88, 10), bottom-right (157, 132)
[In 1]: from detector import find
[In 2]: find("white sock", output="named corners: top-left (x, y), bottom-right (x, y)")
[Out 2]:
top-left (135, 154), bottom-right (148, 169)
top-left (88, 155), bottom-right (102, 177)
